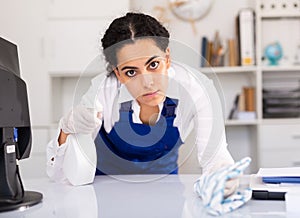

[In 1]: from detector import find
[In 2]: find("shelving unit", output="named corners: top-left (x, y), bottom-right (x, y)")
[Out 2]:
top-left (197, 0), bottom-right (300, 171)
top-left (201, 66), bottom-right (258, 123)
top-left (256, 0), bottom-right (300, 168)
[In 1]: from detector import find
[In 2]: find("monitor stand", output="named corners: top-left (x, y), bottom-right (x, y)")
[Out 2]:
top-left (0, 191), bottom-right (43, 212)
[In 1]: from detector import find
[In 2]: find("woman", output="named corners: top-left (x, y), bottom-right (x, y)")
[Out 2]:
top-left (47, 12), bottom-right (237, 195)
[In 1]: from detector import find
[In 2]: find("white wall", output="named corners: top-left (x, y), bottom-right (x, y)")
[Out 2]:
top-left (0, 0), bottom-right (129, 179)
top-left (130, 0), bottom-right (254, 62)
top-left (1, 0), bottom-right (256, 178)
top-left (0, 0), bottom-right (50, 125)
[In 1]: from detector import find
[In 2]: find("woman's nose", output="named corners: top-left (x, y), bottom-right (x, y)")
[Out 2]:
top-left (141, 73), bottom-right (154, 88)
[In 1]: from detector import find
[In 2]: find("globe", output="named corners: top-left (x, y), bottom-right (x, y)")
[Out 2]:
top-left (264, 42), bottom-right (283, 65)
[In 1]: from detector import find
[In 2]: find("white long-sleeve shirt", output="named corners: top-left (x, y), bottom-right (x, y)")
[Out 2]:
top-left (46, 63), bottom-right (234, 184)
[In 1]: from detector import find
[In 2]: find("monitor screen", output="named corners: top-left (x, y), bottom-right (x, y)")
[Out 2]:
top-left (0, 37), bottom-right (20, 77)
top-left (0, 37), bottom-right (42, 211)
top-left (0, 37), bottom-right (31, 159)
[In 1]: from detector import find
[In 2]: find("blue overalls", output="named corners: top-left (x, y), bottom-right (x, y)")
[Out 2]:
top-left (94, 97), bottom-right (183, 175)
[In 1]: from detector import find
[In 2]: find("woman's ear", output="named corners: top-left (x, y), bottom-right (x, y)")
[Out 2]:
top-left (165, 48), bottom-right (171, 69)
top-left (113, 67), bottom-right (124, 83)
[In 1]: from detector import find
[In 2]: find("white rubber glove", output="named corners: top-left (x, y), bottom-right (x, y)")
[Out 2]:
top-left (194, 157), bottom-right (252, 216)
top-left (224, 177), bottom-right (240, 197)
top-left (60, 103), bottom-right (103, 135)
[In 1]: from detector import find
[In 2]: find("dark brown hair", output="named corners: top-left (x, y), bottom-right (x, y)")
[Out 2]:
top-left (101, 12), bottom-right (170, 74)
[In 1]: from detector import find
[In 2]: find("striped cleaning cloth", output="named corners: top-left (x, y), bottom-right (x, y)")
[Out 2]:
top-left (194, 157), bottom-right (252, 216)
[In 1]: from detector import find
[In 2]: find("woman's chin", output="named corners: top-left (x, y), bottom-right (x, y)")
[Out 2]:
top-left (138, 94), bottom-right (166, 107)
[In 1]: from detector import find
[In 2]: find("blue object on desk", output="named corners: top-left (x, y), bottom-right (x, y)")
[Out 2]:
top-left (262, 176), bottom-right (300, 184)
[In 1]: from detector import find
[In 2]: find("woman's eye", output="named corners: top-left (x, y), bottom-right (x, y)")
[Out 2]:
top-left (125, 70), bottom-right (136, 77)
top-left (149, 61), bottom-right (159, 69)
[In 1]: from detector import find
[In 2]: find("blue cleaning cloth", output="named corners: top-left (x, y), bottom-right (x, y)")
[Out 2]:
top-left (194, 157), bottom-right (252, 216)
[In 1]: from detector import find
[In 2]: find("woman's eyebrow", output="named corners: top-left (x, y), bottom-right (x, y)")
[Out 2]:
top-left (120, 55), bottom-right (160, 71)
top-left (144, 55), bottom-right (159, 66)
top-left (120, 66), bottom-right (138, 71)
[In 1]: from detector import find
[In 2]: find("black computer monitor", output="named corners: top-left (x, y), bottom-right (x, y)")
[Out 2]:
top-left (0, 37), bottom-right (42, 212)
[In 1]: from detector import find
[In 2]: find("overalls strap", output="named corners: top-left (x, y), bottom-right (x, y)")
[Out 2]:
top-left (119, 101), bottom-right (132, 112)
top-left (162, 98), bottom-right (178, 118)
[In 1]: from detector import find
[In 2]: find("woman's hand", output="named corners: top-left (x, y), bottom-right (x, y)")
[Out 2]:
top-left (224, 177), bottom-right (239, 197)
top-left (60, 104), bottom-right (102, 134)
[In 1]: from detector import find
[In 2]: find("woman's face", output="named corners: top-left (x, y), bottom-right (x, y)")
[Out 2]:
top-left (114, 39), bottom-right (170, 107)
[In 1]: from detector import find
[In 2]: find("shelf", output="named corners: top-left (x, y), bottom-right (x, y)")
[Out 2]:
top-left (260, 11), bottom-right (300, 19)
top-left (262, 118), bottom-right (300, 125)
top-left (225, 119), bottom-right (258, 126)
top-left (261, 65), bottom-right (300, 72)
top-left (260, 14), bottom-right (300, 19)
top-left (200, 66), bottom-right (257, 74)
top-left (258, 0), bottom-right (300, 20)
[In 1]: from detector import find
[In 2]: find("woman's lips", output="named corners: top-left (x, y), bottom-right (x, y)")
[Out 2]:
top-left (143, 90), bottom-right (159, 97)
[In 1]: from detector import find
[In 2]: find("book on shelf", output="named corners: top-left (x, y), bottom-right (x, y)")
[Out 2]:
top-left (236, 111), bottom-right (256, 120)
top-left (228, 86), bottom-right (256, 120)
top-left (228, 39), bottom-right (238, 66)
top-left (228, 94), bottom-right (239, 119)
top-left (207, 41), bottom-right (213, 67)
top-left (200, 36), bottom-right (208, 67)
top-left (238, 91), bottom-right (246, 111)
top-left (236, 8), bottom-right (255, 66)
top-left (244, 87), bottom-right (255, 111)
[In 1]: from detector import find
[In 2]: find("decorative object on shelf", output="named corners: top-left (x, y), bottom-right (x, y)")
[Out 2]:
top-left (153, 6), bottom-right (172, 24)
top-left (169, 0), bottom-right (214, 33)
top-left (211, 31), bottom-right (226, 67)
top-left (200, 31), bottom-right (226, 67)
top-left (264, 42), bottom-right (283, 65)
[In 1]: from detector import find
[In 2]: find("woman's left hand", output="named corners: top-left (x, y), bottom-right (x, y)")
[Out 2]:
top-left (224, 177), bottom-right (239, 197)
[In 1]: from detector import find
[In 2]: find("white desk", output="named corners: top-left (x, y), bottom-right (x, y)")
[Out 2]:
top-left (0, 174), bottom-right (291, 218)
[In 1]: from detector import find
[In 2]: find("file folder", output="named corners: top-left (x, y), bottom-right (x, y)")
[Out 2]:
top-left (262, 176), bottom-right (300, 184)
top-left (237, 8), bottom-right (255, 66)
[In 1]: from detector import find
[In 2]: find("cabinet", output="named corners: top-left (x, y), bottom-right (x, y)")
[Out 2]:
top-left (259, 122), bottom-right (300, 167)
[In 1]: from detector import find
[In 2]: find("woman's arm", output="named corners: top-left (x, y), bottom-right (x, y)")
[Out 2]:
top-left (46, 73), bottom-right (117, 184)
top-left (192, 77), bottom-right (237, 196)
top-left (58, 130), bottom-right (69, 146)
top-left (46, 128), bottom-right (69, 183)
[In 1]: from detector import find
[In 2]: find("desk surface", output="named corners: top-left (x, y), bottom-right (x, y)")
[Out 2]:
top-left (0, 174), bottom-right (290, 218)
